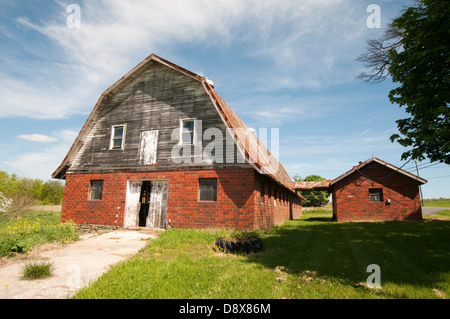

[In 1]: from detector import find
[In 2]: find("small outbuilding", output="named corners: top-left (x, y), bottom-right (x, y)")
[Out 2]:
top-left (292, 157), bottom-right (427, 222)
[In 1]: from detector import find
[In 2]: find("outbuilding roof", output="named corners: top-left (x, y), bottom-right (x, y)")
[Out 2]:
top-left (330, 157), bottom-right (427, 186)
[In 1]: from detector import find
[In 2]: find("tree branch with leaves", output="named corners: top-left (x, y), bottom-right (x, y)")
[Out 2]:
top-left (357, 0), bottom-right (449, 164)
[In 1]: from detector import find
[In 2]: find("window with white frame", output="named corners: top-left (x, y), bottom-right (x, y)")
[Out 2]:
top-left (180, 119), bottom-right (195, 144)
top-left (110, 124), bottom-right (126, 150)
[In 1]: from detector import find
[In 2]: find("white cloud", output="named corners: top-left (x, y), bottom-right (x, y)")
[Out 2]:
top-left (234, 92), bottom-right (364, 127)
top-left (282, 128), bottom-right (401, 158)
top-left (1, 0), bottom-right (375, 120)
top-left (55, 129), bottom-right (79, 143)
top-left (4, 130), bottom-right (78, 180)
top-left (17, 134), bottom-right (58, 143)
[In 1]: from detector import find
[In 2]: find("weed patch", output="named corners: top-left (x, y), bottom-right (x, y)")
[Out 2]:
top-left (0, 212), bottom-right (78, 257)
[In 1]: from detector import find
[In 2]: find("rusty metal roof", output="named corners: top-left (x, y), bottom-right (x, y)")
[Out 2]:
top-left (52, 54), bottom-right (297, 193)
top-left (290, 180), bottom-right (332, 191)
top-left (202, 81), bottom-right (294, 191)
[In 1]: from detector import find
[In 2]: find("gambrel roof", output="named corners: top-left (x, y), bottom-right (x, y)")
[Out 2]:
top-left (52, 54), bottom-right (294, 191)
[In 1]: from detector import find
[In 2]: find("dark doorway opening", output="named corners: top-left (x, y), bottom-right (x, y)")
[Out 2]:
top-left (289, 198), bottom-right (293, 220)
top-left (138, 181), bottom-right (151, 227)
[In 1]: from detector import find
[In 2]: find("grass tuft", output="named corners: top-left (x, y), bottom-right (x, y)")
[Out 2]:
top-left (22, 261), bottom-right (54, 280)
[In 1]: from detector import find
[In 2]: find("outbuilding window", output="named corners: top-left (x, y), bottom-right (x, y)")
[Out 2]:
top-left (89, 180), bottom-right (103, 200)
top-left (369, 188), bottom-right (383, 202)
top-left (199, 178), bottom-right (217, 201)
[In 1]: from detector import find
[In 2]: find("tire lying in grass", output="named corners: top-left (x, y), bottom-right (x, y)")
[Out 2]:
top-left (215, 236), bottom-right (263, 254)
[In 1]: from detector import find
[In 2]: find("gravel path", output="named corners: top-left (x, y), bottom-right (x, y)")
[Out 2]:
top-left (0, 229), bottom-right (158, 299)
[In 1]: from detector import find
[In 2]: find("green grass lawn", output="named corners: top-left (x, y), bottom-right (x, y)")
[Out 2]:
top-left (423, 198), bottom-right (450, 207)
top-left (423, 199), bottom-right (450, 219)
top-left (73, 210), bottom-right (450, 299)
top-left (428, 210), bottom-right (450, 220)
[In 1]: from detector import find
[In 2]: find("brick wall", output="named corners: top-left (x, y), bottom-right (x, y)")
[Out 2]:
top-left (253, 174), bottom-right (302, 228)
top-left (332, 162), bottom-right (422, 222)
top-left (61, 168), bottom-right (301, 230)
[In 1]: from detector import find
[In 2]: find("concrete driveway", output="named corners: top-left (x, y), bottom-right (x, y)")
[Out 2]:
top-left (422, 207), bottom-right (450, 215)
top-left (0, 229), bottom-right (157, 299)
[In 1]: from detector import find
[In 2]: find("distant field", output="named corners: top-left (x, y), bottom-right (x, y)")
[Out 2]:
top-left (423, 198), bottom-right (450, 207)
top-left (31, 205), bottom-right (62, 212)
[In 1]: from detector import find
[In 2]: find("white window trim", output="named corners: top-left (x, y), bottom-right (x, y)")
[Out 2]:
top-left (179, 118), bottom-right (196, 145)
top-left (109, 124), bottom-right (127, 150)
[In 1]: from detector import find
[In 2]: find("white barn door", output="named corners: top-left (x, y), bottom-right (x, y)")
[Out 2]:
top-left (124, 180), bottom-right (168, 229)
top-left (147, 182), bottom-right (168, 229)
top-left (124, 181), bottom-right (142, 227)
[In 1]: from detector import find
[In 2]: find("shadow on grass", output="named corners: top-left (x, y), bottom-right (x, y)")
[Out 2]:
top-left (300, 217), bottom-right (334, 222)
top-left (248, 217), bottom-right (450, 293)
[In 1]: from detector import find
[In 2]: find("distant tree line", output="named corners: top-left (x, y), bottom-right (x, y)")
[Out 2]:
top-left (0, 171), bottom-right (64, 219)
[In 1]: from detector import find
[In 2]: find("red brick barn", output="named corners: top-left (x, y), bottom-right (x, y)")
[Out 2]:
top-left (291, 157), bottom-right (427, 222)
top-left (52, 54), bottom-right (303, 230)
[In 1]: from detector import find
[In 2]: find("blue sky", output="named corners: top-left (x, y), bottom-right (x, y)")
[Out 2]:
top-left (1, 0), bottom-right (448, 198)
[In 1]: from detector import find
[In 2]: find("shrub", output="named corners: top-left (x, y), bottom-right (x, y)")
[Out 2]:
top-left (40, 221), bottom-right (79, 244)
top-left (0, 237), bottom-right (23, 256)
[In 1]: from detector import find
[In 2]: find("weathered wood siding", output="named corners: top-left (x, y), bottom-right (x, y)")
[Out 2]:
top-left (68, 61), bottom-right (248, 174)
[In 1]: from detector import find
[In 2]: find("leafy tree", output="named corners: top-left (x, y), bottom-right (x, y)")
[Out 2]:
top-left (357, 0), bottom-right (450, 164)
top-left (293, 174), bottom-right (330, 207)
top-left (39, 181), bottom-right (65, 205)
